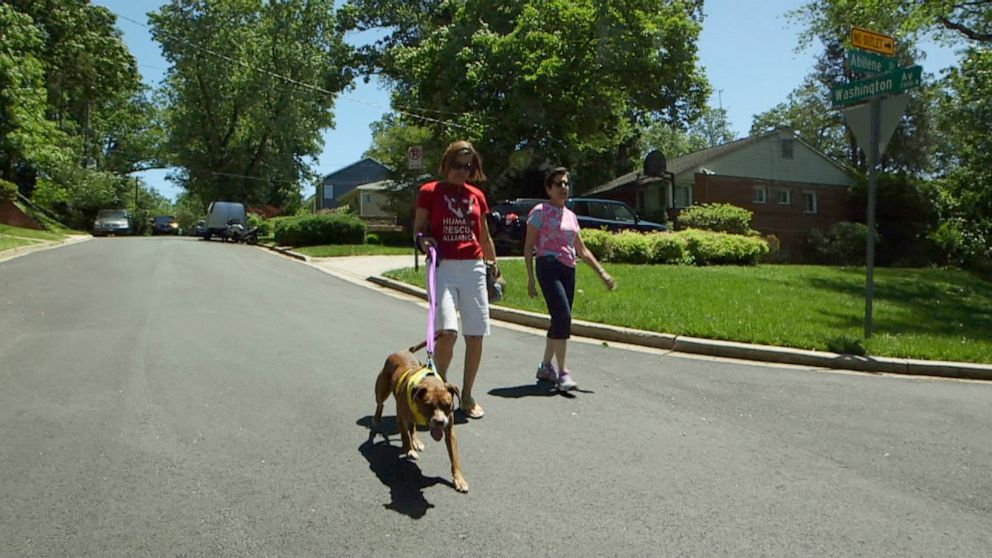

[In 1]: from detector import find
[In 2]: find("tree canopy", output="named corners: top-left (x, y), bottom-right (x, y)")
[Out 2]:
top-left (339, 0), bottom-right (710, 195)
top-left (150, 0), bottom-right (353, 209)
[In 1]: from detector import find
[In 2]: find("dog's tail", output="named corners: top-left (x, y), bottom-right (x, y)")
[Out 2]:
top-left (408, 331), bottom-right (442, 353)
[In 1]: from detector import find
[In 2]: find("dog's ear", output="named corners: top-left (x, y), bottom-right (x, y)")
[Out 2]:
top-left (413, 386), bottom-right (428, 401)
top-left (445, 383), bottom-right (460, 400)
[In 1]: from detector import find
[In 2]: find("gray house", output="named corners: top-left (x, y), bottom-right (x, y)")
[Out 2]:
top-left (317, 158), bottom-right (391, 210)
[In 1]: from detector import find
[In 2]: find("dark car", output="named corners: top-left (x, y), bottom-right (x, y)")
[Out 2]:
top-left (92, 209), bottom-right (131, 237)
top-left (189, 219), bottom-right (207, 237)
top-left (151, 215), bottom-right (180, 235)
top-left (487, 197), bottom-right (666, 255)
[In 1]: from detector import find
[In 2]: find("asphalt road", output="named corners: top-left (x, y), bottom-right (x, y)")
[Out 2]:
top-left (2, 237), bottom-right (991, 557)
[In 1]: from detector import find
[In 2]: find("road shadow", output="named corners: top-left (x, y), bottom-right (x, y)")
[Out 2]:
top-left (488, 381), bottom-right (592, 399)
top-left (356, 416), bottom-right (454, 519)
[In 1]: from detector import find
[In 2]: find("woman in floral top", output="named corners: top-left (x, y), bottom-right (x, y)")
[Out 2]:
top-left (523, 167), bottom-right (615, 391)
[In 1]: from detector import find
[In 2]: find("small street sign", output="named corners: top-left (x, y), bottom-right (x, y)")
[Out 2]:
top-left (831, 65), bottom-right (922, 107)
top-left (851, 26), bottom-right (895, 56)
top-left (406, 145), bottom-right (423, 170)
top-left (846, 48), bottom-right (897, 75)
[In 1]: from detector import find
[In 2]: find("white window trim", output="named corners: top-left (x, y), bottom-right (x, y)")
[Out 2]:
top-left (753, 184), bottom-right (767, 204)
top-left (777, 188), bottom-right (791, 205)
top-left (803, 190), bottom-right (818, 214)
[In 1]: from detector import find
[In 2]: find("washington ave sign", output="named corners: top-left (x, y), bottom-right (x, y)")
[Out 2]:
top-left (831, 65), bottom-right (922, 107)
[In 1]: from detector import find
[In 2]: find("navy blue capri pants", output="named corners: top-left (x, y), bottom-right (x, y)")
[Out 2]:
top-left (535, 255), bottom-right (575, 339)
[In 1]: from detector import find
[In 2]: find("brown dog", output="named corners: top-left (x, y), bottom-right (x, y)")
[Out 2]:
top-left (374, 339), bottom-right (468, 493)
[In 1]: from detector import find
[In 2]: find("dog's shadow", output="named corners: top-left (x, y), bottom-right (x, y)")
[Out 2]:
top-left (356, 416), bottom-right (454, 519)
top-left (489, 381), bottom-right (593, 399)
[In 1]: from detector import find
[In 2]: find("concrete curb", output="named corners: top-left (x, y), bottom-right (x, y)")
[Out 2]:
top-left (260, 244), bottom-right (310, 262)
top-left (0, 234), bottom-right (92, 264)
top-left (367, 275), bottom-right (992, 382)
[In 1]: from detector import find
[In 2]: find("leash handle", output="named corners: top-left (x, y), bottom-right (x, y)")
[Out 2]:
top-left (426, 245), bottom-right (437, 365)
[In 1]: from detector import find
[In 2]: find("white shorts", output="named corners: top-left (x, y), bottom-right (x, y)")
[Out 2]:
top-left (433, 259), bottom-right (490, 336)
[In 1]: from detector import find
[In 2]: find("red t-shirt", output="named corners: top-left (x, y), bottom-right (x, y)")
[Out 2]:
top-left (416, 180), bottom-right (489, 260)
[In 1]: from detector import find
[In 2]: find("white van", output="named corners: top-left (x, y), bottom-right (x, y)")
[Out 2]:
top-left (204, 201), bottom-right (246, 240)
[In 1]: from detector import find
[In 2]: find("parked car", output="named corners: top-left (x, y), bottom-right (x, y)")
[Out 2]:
top-left (190, 220), bottom-right (207, 237)
top-left (92, 209), bottom-right (131, 236)
top-left (151, 215), bottom-right (180, 235)
top-left (204, 201), bottom-right (246, 240)
top-left (486, 197), bottom-right (666, 254)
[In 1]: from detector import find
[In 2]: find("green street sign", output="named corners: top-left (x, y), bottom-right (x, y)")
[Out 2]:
top-left (846, 48), bottom-right (897, 75)
top-left (831, 65), bottom-right (922, 107)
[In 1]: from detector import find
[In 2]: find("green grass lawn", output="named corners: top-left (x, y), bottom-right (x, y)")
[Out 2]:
top-left (0, 224), bottom-right (65, 241)
top-left (385, 262), bottom-right (992, 364)
top-left (295, 244), bottom-right (415, 257)
top-left (0, 236), bottom-right (38, 252)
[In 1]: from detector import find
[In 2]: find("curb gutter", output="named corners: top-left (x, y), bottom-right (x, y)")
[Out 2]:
top-left (0, 235), bottom-right (92, 263)
top-left (262, 244), bottom-right (310, 262)
top-left (367, 275), bottom-right (992, 382)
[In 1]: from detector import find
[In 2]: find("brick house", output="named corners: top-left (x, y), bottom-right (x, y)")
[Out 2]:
top-left (584, 129), bottom-right (856, 259)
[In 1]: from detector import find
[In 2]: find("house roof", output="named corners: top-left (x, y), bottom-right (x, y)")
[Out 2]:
top-left (583, 128), bottom-right (852, 197)
top-left (354, 179), bottom-right (401, 191)
top-left (321, 157), bottom-right (391, 181)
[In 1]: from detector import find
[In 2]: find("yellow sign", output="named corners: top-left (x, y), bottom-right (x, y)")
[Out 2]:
top-left (851, 26), bottom-right (895, 56)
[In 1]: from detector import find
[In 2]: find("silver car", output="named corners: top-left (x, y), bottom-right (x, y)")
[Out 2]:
top-left (92, 209), bottom-right (132, 236)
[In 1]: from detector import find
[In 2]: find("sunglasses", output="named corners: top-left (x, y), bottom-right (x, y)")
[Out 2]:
top-left (552, 180), bottom-right (570, 187)
top-left (450, 161), bottom-right (475, 172)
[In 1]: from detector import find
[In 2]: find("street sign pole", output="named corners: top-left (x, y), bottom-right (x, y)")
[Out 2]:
top-left (864, 97), bottom-right (881, 338)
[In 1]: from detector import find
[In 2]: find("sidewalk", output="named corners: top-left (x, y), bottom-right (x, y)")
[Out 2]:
top-left (272, 250), bottom-right (992, 382)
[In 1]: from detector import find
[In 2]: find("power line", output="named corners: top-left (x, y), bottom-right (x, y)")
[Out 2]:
top-left (111, 11), bottom-right (469, 129)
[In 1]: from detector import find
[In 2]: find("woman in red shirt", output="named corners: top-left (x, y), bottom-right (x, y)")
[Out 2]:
top-left (414, 140), bottom-right (497, 419)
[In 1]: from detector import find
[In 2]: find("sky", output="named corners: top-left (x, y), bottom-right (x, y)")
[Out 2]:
top-left (90, 0), bottom-right (961, 202)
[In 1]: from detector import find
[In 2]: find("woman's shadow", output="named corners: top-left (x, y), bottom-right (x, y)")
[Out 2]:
top-left (488, 379), bottom-right (592, 400)
top-left (356, 416), bottom-right (454, 519)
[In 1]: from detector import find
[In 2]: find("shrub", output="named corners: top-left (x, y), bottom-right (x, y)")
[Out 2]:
top-left (579, 228), bottom-right (611, 260)
top-left (247, 213), bottom-right (272, 236)
top-left (646, 232), bottom-right (691, 264)
top-left (273, 213), bottom-right (366, 246)
top-left (366, 233), bottom-right (381, 245)
top-left (677, 203), bottom-right (753, 235)
top-left (609, 230), bottom-right (653, 264)
top-left (805, 221), bottom-right (870, 265)
top-left (375, 229), bottom-right (413, 247)
top-left (677, 228), bottom-right (769, 265)
top-left (0, 179), bottom-right (17, 201)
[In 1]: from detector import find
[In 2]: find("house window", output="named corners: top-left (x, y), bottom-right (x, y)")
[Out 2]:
top-left (361, 192), bottom-right (372, 204)
top-left (776, 188), bottom-right (791, 205)
top-left (781, 138), bottom-right (794, 159)
top-left (753, 185), bottom-right (767, 204)
top-left (674, 185), bottom-right (692, 208)
top-left (803, 191), bottom-right (818, 214)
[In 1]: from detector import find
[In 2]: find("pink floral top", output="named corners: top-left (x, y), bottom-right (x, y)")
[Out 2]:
top-left (527, 202), bottom-right (579, 267)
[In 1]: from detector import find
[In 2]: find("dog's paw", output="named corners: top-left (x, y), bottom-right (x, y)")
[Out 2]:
top-left (402, 450), bottom-right (420, 461)
top-left (412, 439), bottom-right (425, 452)
top-left (453, 474), bottom-right (469, 493)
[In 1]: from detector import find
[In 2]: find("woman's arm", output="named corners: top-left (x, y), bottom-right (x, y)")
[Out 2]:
top-left (575, 232), bottom-right (615, 290)
top-left (524, 222), bottom-right (539, 298)
top-left (413, 207), bottom-right (434, 252)
top-left (479, 216), bottom-right (497, 262)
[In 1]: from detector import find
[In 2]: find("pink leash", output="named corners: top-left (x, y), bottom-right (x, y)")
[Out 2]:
top-left (425, 245), bottom-right (439, 377)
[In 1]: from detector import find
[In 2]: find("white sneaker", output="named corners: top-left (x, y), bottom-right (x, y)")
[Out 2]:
top-left (556, 370), bottom-right (577, 391)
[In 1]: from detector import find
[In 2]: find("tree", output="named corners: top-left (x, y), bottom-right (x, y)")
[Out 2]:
top-left (150, 0), bottom-right (353, 208)
top-left (338, 0), bottom-right (710, 196)
top-left (0, 4), bottom-right (73, 186)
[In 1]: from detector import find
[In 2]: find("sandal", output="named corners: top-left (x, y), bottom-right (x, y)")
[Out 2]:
top-left (460, 397), bottom-right (485, 419)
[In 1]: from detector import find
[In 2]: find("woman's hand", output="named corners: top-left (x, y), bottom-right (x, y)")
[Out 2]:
top-left (527, 276), bottom-right (538, 298)
top-left (600, 269), bottom-right (616, 291)
top-left (417, 234), bottom-right (437, 254)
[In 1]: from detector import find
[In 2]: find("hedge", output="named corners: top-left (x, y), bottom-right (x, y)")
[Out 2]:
top-left (677, 203), bottom-right (753, 235)
top-left (273, 213), bottom-right (366, 246)
top-left (579, 228), bottom-right (768, 266)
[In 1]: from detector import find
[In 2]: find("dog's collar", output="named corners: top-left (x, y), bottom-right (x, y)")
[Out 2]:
top-left (397, 365), bottom-right (435, 426)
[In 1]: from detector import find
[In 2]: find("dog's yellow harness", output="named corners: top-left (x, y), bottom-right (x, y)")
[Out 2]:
top-left (395, 365), bottom-right (435, 426)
